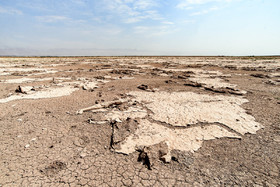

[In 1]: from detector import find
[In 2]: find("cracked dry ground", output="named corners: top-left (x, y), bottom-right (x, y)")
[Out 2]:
top-left (0, 57), bottom-right (280, 186)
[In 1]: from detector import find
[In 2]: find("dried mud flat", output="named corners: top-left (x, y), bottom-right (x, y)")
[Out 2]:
top-left (0, 56), bottom-right (279, 186)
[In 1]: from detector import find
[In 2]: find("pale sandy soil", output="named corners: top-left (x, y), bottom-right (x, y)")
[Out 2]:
top-left (0, 56), bottom-right (279, 186)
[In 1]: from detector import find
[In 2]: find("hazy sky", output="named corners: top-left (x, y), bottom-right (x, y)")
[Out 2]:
top-left (0, 0), bottom-right (279, 56)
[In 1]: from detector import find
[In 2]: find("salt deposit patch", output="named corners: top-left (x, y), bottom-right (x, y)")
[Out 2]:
top-left (0, 68), bottom-right (45, 72)
top-left (0, 67), bottom-right (58, 76)
top-left (2, 77), bottom-right (53, 84)
top-left (0, 64), bottom-right (22, 68)
top-left (128, 91), bottom-right (263, 135)
top-left (106, 106), bottom-right (147, 121)
top-left (135, 64), bottom-right (153, 69)
top-left (269, 72), bottom-right (280, 78)
top-left (0, 86), bottom-right (78, 103)
top-left (185, 70), bottom-right (246, 94)
top-left (162, 68), bottom-right (202, 73)
top-left (116, 119), bottom-right (241, 160)
top-left (32, 70), bottom-right (58, 75)
top-left (1, 77), bottom-right (72, 84)
top-left (0, 72), bottom-right (11, 76)
top-left (162, 68), bottom-right (225, 76)
top-left (162, 68), bottom-right (241, 92)
top-left (189, 77), bottom-right (236, 89)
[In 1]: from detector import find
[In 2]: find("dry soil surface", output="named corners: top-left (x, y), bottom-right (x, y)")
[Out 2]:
top-left (0, 56), bottom-right (279, 186)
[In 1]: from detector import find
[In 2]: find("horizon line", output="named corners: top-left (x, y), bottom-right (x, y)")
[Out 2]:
top-left (1, 55), bottom-right (280, 58)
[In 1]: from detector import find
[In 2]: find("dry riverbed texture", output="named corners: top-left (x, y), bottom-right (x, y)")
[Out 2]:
top-left (0, 56), bottom-right (279, 186)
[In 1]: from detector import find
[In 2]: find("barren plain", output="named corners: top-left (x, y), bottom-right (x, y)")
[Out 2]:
top-left (0, 56), bottom-right (279, 186)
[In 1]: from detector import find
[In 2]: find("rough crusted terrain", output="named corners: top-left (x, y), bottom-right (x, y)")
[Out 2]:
top-left (0, 56), bottom-right (279, 186)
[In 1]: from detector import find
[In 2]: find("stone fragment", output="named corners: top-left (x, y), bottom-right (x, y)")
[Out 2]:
top-left (104, 75), bottom-right (112, 79)
top-left (178, 75), bottom-right (190, 79)
top-left (204, 86), bottom-right (247, 95)
top-left (137, 84), bottom-right (155, 92)
top-left (121, 76), bottom-right (134, 80)
top-left (81, 82), bottom-right (98, 91)
top-left (115, 118), bottom-right (122, 123)
top-left (111, 69), bottom-right (134, 75)
top-left (165, 80), bottom-right (176, 84)
top-left (15, 86), bottom-right (34, 94)
top-left (250, 73), bottom-right (269, 78)
top-left (265, 79), bottom-right (280, 86)
top-left (87, 118), bottom-right (107, 125)
top-left (76, 99), bottom-right (129, 114)
top-left (184, 81), bottom-right (202, 87)
top-left (80, 152), bottom-right (87, 158)
top-left (137, 141), bottom-right (170, 169)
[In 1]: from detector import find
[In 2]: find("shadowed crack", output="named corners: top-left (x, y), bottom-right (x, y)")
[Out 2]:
top-left (110, 121), bottom-right (116, 149)
top-left (147, 118), bottom-right (243, 137)
top-left (137, 149), bottom-right (152, 170)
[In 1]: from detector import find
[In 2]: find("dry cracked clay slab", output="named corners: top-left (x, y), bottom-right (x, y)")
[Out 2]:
top-left (116, 119), bottom-right (241, 160)
top-left (114, 91), bottom-right (263, 161)
top-left (128, 91), bottom-right (263, 135)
